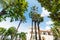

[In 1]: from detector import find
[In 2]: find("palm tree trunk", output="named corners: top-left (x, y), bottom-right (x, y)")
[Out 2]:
top-left (37, 22), bottom-right (41, 40)
top-left (11, 35), bottom-right (13, 40)
top-left (17, 20), bottom-right (22, 31)
top-left (34, 21), bottom-right (37, 40)
top-left (16, 20), bottom-right (22, 40)
top-left (3, 36), bottom-right (6, 40)
top-left (30, 20), bottom-right (33, 40)
top-left (15, 35), bottom-right (17, 40)
top-left (1, 35), bottom-right (3, 40)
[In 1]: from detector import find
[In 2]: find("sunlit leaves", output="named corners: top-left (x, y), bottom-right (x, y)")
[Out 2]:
top-left (38, 0), bottom-right (60, 22)
top-left (8, 27), bottom-right (17, 35)
top-left (38, 1), bottom-right (60, 39)
top-left (0, 27), bottom-right (6, 35)
top-left (19, 32), bottom-right (26, 40)
top-left (0, 0), bottom-right (28, 22)
top-left (29, 6), bottom-right (43, 22)
top-left (51, 26), bottom-right (60, 39)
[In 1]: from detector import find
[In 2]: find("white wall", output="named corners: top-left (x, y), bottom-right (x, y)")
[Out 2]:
top-left (41, 35), bottom-right (54, 40)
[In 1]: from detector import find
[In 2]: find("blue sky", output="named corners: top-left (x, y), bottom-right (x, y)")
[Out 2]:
top-left (0, 0), bottom-right (54, 32)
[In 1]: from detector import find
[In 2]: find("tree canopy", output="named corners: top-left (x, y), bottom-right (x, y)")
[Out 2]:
top-left (7, 27), bottom-right (17, 40)
top-left (0, 27), bottom-right (6, 35)
top-left (29, 6), bottom-right (43, 24)
top-left (37, 0), bottom-right (60, 40)
top-left (7, 27), bottom-right (17, 35)
top-left (51, 26), bottom-right (60, 40)
top-left (0, 0), bottom-right (28, 22)
top-left (19, 32), bottom-right (26, 40)
top-left (38, 0), bottom-right (60, 22)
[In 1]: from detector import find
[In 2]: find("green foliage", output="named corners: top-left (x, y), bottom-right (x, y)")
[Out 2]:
top-left (54, 22), bottom-right (60, 26)
top-left (0, 27), bottom-right (27, 40)
top-left (0, 27), bottom-right (19, 40)
top-left (0, 0), bottom-right (28, 22)
top-left (29, 6), bottom-right (37, 22)
top-left (38, 0), bottom-right (60, 22)
top-left (4, 30), bottom-right (9, 36)
top-left (0, 27), bottom-right (6, 35)
top-left (7, 27), bottom-right (17, 35)
top-left (29, 6), bottom-right (43, 22)
top-left (38, 0), bottom-right (60, 39)
top-left (51, 26), bottom-right (60, 40)
top-left (37, 14), bottom-right (43, 23)
top-left (19, 32), bottom-right (26, 40)
top-left (6, 27), bottom-right (17, 40)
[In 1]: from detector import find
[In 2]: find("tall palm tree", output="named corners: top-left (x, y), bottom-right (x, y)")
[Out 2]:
top-left (30, 13), bottom-right (39, 40)
top-left (15, 16), bottom-right (26, 40)
top-left (30, 20), bottom-right (33, 40)
top-left (29, 11), bottom-right (34, 40)
top-left (33, 13), bottom-right (38, 40)
top-left (29, 6), bottom-right (43, 40)
top-left (37, 14), bottom-right (43, 40)
top-left (29, 6), bottom-right (38, 40)
top-left (17, 16), bottom-right (26, 31)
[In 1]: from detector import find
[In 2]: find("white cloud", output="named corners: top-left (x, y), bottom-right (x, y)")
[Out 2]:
top-left (0, 21), bottom-right (18, 29)
top-left (46, 20), bottom-right (54, 26)
top-left (45, 26), bottom-right (51, 30)
top-left (0, 18), bottom-right (19, 29)
top-left (44, 20), bottom-right (54, 30)
top-left (41, 7), bottom-right (50, 17)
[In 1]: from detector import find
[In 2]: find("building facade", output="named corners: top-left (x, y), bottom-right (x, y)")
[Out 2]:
top-left (29, 28), bottom-right (54, 40)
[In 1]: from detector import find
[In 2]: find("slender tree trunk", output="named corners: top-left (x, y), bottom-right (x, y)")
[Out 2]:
top-left (16, 20), bottom-right (22, 40)
top-left (15, 35), bottom-right (17, 40)
top-left (11, 35), bottom-right (14, 40)
top-left (1, 36), bottom-right (2, 40)
top-left (19, 35), bottom-right (20, 40)
top-left (37, 22), bottom-right (41, 40)
top-left (11, 35), bottom-right (13, 40)
top-left (1, 35), bottom-right (3, 40)
top-left (3, 36), bottom-right (6, 40)
top-left (30, 20), bottom-right (33, 40)
top-left (17, 20), bottom-right (22, 31)
top-left (34, 21), bottom-right (37, 40)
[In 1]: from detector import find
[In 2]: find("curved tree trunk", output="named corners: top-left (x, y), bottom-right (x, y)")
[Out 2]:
top-left (34, 21), bottom-right (37, 40)
top-left (30, 20), bottom-right (33, 40)
top-left (37, 22), bottom-right (41, 40)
